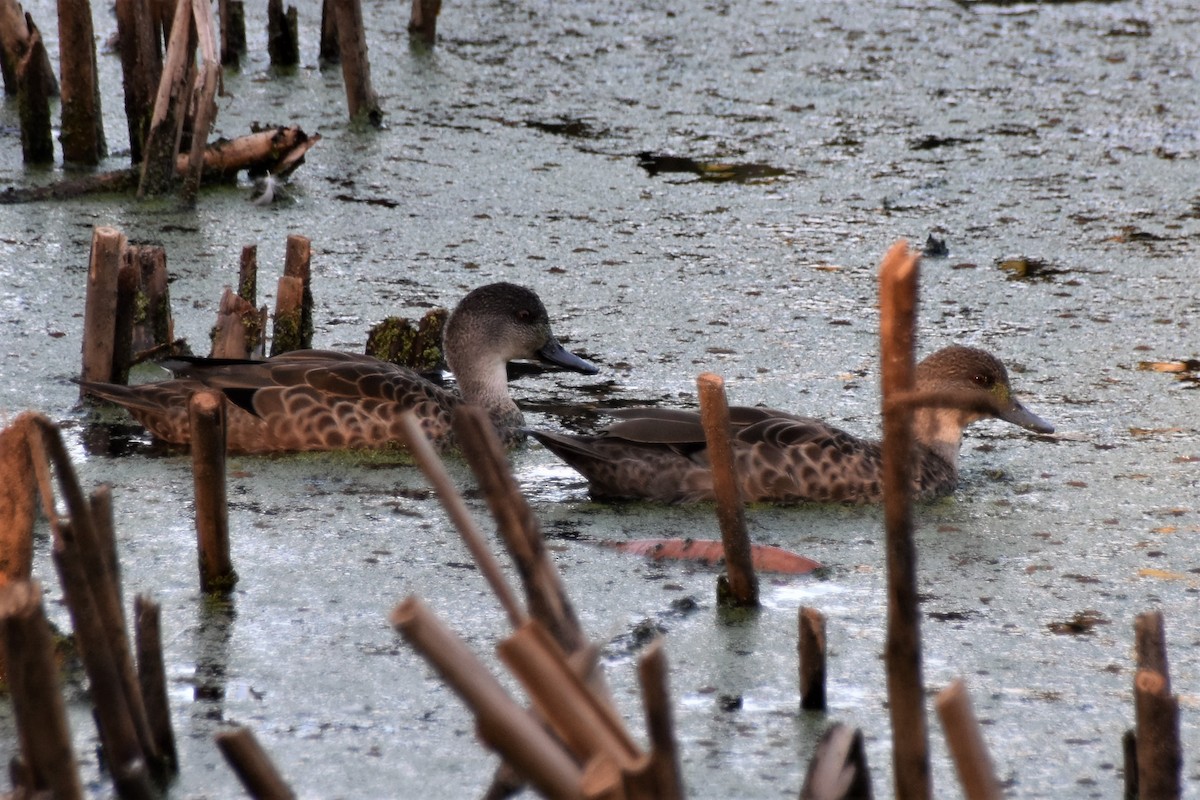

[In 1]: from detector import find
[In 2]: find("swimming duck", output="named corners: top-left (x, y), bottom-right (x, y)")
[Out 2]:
top-left (531, 346), bottom-right (1052, 504)
top-left (80, 282), bottom-right (598, 453)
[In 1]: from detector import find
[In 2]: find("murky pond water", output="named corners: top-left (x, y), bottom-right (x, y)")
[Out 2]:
top-left (2, 0), bottom-right (1199, 797)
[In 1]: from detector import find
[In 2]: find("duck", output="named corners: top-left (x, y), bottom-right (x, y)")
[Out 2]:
top-left (531, 345), bottom-right (1052, 504)
top-left (79, 282), bottom-right (598, 453)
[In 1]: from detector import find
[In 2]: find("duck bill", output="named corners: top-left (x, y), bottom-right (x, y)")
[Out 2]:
top-left (999, 399), bottom-right (1054, 434)
top-left (537, 337), bottom-right (599, 375)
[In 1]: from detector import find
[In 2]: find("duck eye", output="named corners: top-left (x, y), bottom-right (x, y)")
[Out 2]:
top-left (973, 373), bottom-right (995, 388)
top-left (515, 309), bottom-right (533, 323)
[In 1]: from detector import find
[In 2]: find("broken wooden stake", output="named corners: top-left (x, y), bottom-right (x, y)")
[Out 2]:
top-left (878, 239), bottom-right (931, 800)
top-left (189, 391), bottom-right (237, 595)
top-left (58, 0), bottom-right (107, 165)
top-left (0, 581), bottom-right (85, 800)
top-left (215, 726), bottom-right (296, 799)
top-left (81, 226), bottom-right (128, 389)
top-left (332, 0), bottom-right (382, 125)
top-left (800, 722), bottom-right (873, 800)
top-left (135, 595), bottom-right (179, 777)
top-left (935, 678), bottom-right (1001, 800)
top-left (696, 372), bottom-right (758, 608)
top-left (799, 606), bottom-right (827, 711)
top-left (270, 234), bottom-right (313, 356)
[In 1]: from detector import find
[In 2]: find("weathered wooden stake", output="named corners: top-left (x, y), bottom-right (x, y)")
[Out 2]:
top-left (0, 582), bottom-right (85, 800)
top-left (0, 1), bottom-right (60, 97)
top-left (218, 0), bottom-right (246, 67)
top-left (408, 0), bottom-right (441, 45)
top-left (391, 597), bottom-right (585, 800)
top-left (935, 678), bottom-right (1001, 800)
top-left (266, 0), bottom-right (300, 67)
top-left (57, 0), bottom-right (107, 164)
top-left (878, 240), bottom-right (931, 800)
top-left (1131, 609), bottom-right (1181, 800)
top-left (216, 727), bottom-right (295, 799)
top-left (134, 595), bottom-right (178, 776)
top-left (115, 0), bottom-right (163, 165)
top-left (452, 405), bottom-right (590, 654)
top-left (16, 21), bottom-right (54, 164)
top-left (800, 722), bottom-right (873, 800)
top-left (125, 244), bottom-right (174, 356)
top-left (270, 234), bottom-right (313, 356)
top-left (636, 639), bottom-right (685, 800)
top-left (799, 606), bottom-right (827, 711)
top-left (138, 0), bottom-right (194, 196)
top-left (81, 226), bottom-right (128, 389)
top-left (332, 0), bottom-right (382, 125)
top-left (319, 0), bottom-right (340, 63)
top-left (189, 391), bottom-right (237, 594)
top-left (696, 372), bottom-right (758, 608)
top-left (181, 0), bottom-right (220, 207)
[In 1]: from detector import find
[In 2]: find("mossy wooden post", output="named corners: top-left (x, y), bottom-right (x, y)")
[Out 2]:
top-left (696, 372), bottom-right (758, 608)
top-left (134, 595), bottom-right (178, 777)
top-left (189, 391), bottom-right (237, 595)
top-left (81, 227), bottom-right (128, 389)
top-left (138, 0), bottom-right (193, 197)
top-left (125, 244), bottom-right (173, 356)
top-left (218, 0), bottom-right (246, 67)
top-left (798, 606), bottom-right (826, 711)
top-left (270, 234), bottom-right (312, 356)
top-left (0, 582), bottom-right (84, 800)
top-left (332, 0), bottom-right (382, 125)
top-left (115, 0), bottom-right (162, 165)
top-left (408, 0), bottom-right (440, 45)
top-left (16, 22), bottom-right (54, 164)
top-left (878, 240), bottom-right (931, 800)
top-left (215, 727), bottom-right (296, 799)
top-left (266, 0), bottom-right (300, 67)
top-left (57, 0), bottom-right (106, 165)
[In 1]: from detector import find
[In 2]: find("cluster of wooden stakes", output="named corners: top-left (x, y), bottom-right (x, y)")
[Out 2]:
top-left (0, 238), bottom-right (1186, 798)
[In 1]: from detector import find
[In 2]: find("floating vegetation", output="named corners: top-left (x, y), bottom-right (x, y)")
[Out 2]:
top-left (636, 151), bottom-right (787, 183)
top-left (996, 256), bottom-right (1066, 280)
top-left (524, 117), bottom-right (606, 139)
top-left (1137, 359), bottom-right (1200, 388)
top-left (1047, 610), bottom-right (1110, 636)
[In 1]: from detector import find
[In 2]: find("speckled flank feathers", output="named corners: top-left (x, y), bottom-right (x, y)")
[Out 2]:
top-left (79, 283), bottom-right (597, 454)
top-left (532, 346), bottom-right (1053, 504)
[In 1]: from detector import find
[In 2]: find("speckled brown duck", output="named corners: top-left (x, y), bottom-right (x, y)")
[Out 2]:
top-left (531, 346), bottom-right (1052, 504)
top-left (80, 283), bottom-right (598, 453)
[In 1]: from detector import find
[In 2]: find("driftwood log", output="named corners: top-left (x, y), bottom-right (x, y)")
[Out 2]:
top-left (1, 126), bottom-right (321, 204)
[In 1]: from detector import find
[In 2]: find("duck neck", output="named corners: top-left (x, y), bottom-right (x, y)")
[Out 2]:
top-left (451, 358), bottom-right (524, 429)
top-left (911, 406), bottom-right (966, 472)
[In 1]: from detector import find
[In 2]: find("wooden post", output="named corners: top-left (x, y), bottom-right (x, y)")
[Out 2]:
top-left (218, 0), bottom-right (246, 67)
top-left (1132, 610), bottom-right (1181, 799)
top-left (134, 595), bottom-right (178, 776)
top-left (332, 0), bottom-right (382, 125)
top-left (0, 414), bottom-right (38, 590)
top-left (319, 0), bottom-right (339, 63)
top-left (636, 639), bottom-right (685, 800)
top-left (696, 372), bottom-right (758, 608)
top-left (16, 21), bottom-right (54, 164)
top-left (408, 0), bottom-right (441, 45)
top-left (189, 391), bottom-right (237, 594)
top-left (57, 0), bottom-right (106, 164)
top-left (215, 727), bottom-right (295, 799)
top-left (391, 597), bottom-right (585, 800)
top-left (800, 723), bottom-right (873, 800)
top-left (125, 244), bottom-right (173, 356)
top-left (138, 0), bottom-right (193, 197)
top-left (114, 0), bottom-right (162, 165)
top-left (181, 0), bottom-right (220, 207)
top-left (0, 1), bottom-right (60, 97)
top-left (81, 227), bottom-right (128, 388)
top-left (935, 678), bottom-right (1002, 800)
top-left (798, 606), bottom-right (827, 711)
top-left (270, 234), bottom-right (312, 356)
top-left (0, 582), bottom-right (85, 800)
top-left (451, 405), bottom-right (589, 654)
top-left (878, 240), bottom-right (931, 800)
top-left (266, 0), bottom-right (300, 67)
